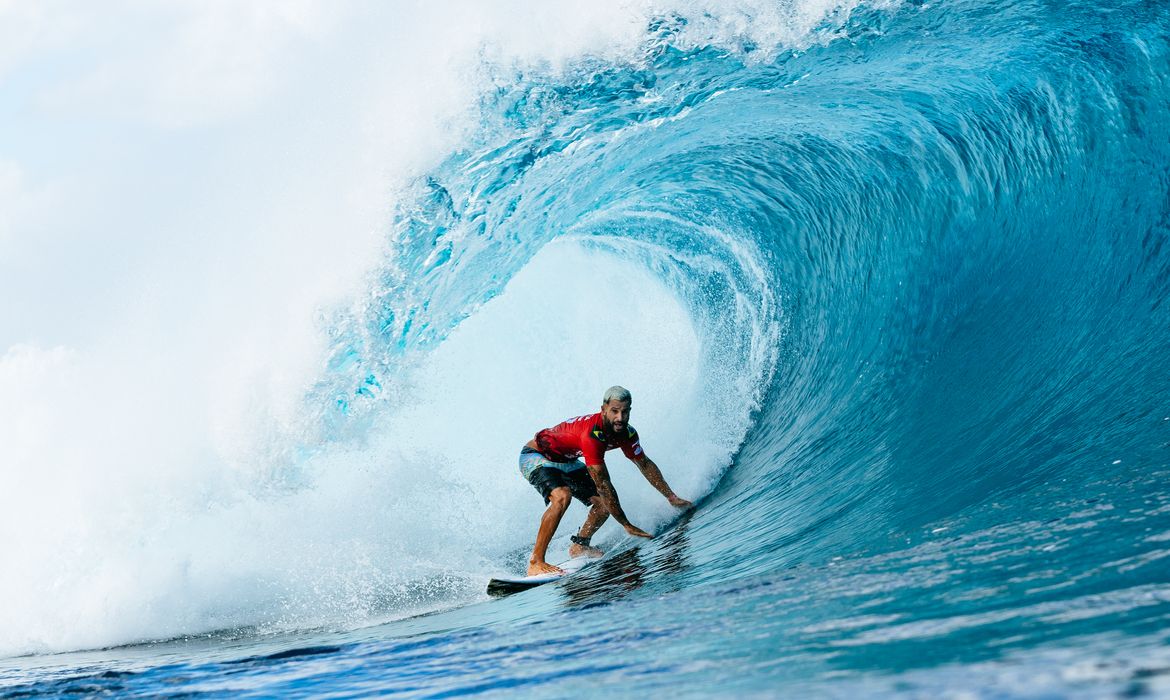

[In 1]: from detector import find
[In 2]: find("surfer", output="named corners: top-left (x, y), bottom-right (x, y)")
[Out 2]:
top-left (519, 386), bottom-right (692, 576)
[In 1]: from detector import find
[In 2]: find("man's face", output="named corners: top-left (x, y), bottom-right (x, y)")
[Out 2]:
top-left (601, 399), bottom-right (632, 435)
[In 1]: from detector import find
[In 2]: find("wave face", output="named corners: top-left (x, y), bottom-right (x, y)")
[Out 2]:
top-left (4, 0), bottom-right (1170, 695)
top-left (335, 0), bottom-right (1170, 587)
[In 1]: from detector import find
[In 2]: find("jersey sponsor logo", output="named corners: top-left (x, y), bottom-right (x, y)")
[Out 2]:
top-left (633, 442), bottom-right (643, 456)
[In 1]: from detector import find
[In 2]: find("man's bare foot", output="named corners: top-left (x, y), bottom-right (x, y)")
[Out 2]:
top-left (569, 542), bottom-right (604, 559)
top-left (527, 560), bottom-right (565, 576)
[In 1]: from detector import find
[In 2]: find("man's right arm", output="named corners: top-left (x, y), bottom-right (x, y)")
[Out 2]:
top-left (587, 462), bottom-right (653, 538)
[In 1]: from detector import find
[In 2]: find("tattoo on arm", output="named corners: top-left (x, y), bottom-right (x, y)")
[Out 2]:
top-left (587, 463), bottom-right (631, 527)
top-left (636, 457), bottom-right (675, 498)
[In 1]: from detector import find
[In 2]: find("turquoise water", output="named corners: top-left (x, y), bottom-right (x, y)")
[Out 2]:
top-left (4, 0), bottom-right (1170, 696)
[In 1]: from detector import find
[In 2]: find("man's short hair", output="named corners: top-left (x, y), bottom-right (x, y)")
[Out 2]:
top-left (603, 385), bottom-right (632, 405)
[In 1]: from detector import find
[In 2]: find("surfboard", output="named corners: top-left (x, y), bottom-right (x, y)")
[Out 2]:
top-left (486, 555), bottom-right (600, 597)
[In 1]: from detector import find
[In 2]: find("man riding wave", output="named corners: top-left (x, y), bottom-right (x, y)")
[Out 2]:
top-left (518, 386), bottom-right (692, 576)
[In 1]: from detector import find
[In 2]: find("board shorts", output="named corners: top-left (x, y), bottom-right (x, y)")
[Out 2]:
top-left (519, 446), bottom-right (598, 506)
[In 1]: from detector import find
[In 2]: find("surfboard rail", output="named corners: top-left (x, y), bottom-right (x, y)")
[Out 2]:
top-left (486, 555), bottom-right (598, 597)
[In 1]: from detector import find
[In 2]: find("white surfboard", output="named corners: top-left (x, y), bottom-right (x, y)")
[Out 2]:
top-left (487, 555), bottom-right (600, 597)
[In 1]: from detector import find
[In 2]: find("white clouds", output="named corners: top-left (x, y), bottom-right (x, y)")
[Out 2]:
top-left (4, 0), bottom-right (342, 127)
top-left (106, 0), bottom-right (341, 126)
top-left (0, 160), bottom-right (58, 257)
top-left (0, 2), bottom-right (79, 82)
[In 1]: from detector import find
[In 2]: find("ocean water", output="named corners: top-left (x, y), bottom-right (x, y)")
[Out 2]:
top-left (2, 0), bottom-right (1170, 697)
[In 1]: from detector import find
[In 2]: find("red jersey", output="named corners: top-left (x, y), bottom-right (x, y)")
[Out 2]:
top-left (533, 413), bottom-right (645, 466)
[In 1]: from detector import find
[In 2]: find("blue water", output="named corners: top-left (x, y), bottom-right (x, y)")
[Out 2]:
top-left (5, 0), bottom-right (1170, 696)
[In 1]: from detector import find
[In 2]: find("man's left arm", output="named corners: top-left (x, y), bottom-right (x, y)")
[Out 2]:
top-left (633, 455), bottom-right (692, 508)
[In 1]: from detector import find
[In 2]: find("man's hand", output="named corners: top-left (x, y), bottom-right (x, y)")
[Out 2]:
top-left (625, 524), bottom-right (654, 539)
top-left (667, 494), bottom-right (693, 508)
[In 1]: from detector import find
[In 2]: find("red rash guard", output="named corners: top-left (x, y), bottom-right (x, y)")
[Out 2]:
top-left (533, 413), bottom-right (646, 466)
